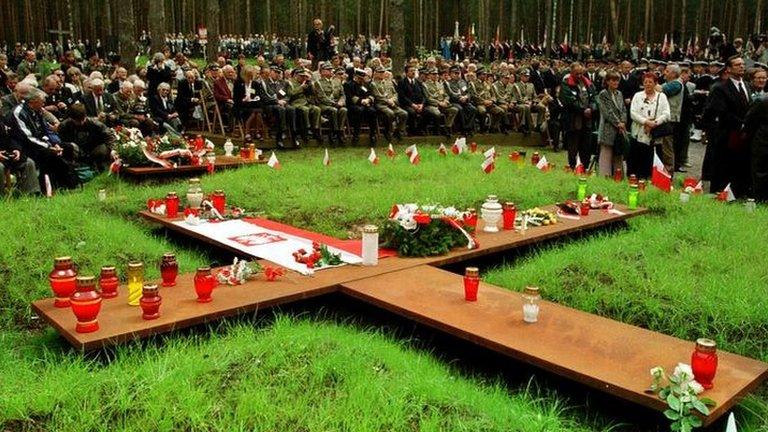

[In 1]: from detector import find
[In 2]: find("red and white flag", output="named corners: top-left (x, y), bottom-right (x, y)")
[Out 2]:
top-left (438, 143), bottom-right (447, 155)
top-left (368, 148), bottom-right (379, 165)
top-left (483, 147), bottom-right (496, 159)
top-left (718, 183), bottom-right (736, 202)
top-left (574, 154), bottom-right (585, 174)
top-left (405, 144), bottom-right (416, 157)
top-left (408, 145), bottom-right (420, 165)
top-left (44, 174), bottom-right (52, 197)
top-left (536, 155), bottom-right (549, 170)
top-left (267, 152), bottom-right (281, 169)
top-left (322, 148), bottom-right (330, 166)
top-left (386, 143), bottom-right (396, 158)
top-left (451, 137), bottom-right (467, 155)
top-left (481, 156), bottom-right (495, 174)
top-left (651, 153), bottom-right (671, 192)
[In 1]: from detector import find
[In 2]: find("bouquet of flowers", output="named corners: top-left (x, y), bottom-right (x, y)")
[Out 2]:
top-left (112, 127), bottom-right (215, 169)
top-left (380, 204), bottom-right (478, 257)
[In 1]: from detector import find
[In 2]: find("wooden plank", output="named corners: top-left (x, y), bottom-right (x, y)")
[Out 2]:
top-left (339, 265), bottom-right (768, 426)
top-left (121, 156), bottom-right (264, 178)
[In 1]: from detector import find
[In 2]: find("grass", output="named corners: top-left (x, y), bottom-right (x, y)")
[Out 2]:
top-left (1, 143), bottom-right (767, 431)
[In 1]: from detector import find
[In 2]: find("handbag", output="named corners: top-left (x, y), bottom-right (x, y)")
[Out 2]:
top-left (649, 95), bottom-right (674, 139)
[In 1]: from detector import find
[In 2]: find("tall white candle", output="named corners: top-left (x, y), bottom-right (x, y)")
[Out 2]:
top-left (361, 225), bottom-right (379, 266)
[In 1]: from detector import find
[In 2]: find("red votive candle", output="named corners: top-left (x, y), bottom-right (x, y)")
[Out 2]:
top-left (470, 142), bottom-right (478, 153)
top-left (49, 256), bottom-right (77, 308)
top-left (464, 267), bottom-right (480, 301)
top-left (580, 201), bottom-right (591, 216)
top-left (691, 338), bottom-right (718, 389)
top-left (502, 202), bottom-right (516, 230)
top-left (160, 253), bottom-right (178, 287)
top-left (211, 190), bottom-right (226, 214)
top-left (139, 284), bottom-right (162, 320)
top-left (165, 191), bottom-right (180, 218)
top-left (99, 266), bottom-right (119, 299)
top-left (70, 276), bottom-right (102, 333)
top-left (194, 267), bottom-right (215, 303)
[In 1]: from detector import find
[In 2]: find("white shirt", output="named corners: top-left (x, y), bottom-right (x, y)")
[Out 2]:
top-left (630, 90), bottom-right (670, 145)
top-left (730, 78), bottom-right (749, 101)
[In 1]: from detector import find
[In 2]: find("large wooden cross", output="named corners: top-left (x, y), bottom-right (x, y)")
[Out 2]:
top-left (48, 20), bottom-right (72, 47)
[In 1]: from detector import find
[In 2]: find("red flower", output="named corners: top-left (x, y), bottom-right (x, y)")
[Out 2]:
top-left (264, 266), bottom-right (285, 281)
top-left (413, 213), bottom-right (432, 225)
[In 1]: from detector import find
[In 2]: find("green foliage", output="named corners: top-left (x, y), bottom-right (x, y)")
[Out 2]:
top-left (380, 219), bottom-right (469, 257)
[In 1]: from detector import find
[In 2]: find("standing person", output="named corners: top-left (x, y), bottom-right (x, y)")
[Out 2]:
top-left (629, 73), bottom-right (670, 179)
top-left (560, 62), bottom-right (596, 170)
top-left (307, 19), bottom-right (334, 68)
top-left (703, 55), bottom-right (753, 196)
top-left (660, 63), bottom-right (684, 174)
top-left (746, 96), bottom-right (768, 201)
top-left (596, 71), bottom-right (628, 177)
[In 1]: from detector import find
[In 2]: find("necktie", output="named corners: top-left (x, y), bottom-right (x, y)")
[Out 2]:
top-left (97, 96), bottom-right (103, 112)
top-left (738, 81), bottom-right (749, 103)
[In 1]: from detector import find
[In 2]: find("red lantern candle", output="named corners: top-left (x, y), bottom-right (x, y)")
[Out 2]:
top-left (638, 180), bottom-right (647, 191)
top-left (99, 266), bottom-right (119, 299)
top-left (470, 142), bottom-right (478, 153)
top-left (509, 151), bottom-right (520, 162)
top-left (239, 146), bottom-right (250, 159)
top-left (628, 174), bottom-right (638, 186)
top-left (165, 191), bottom-right (180, 219)
top-left (194, 135), bottom-right (204, 151)
top-left (160, 253), bottom-right (178, 287)
top-left (139, 283), bottom-right (162, 320)
top-left (464, 267), bottom-right (480, 301)
top-left (531, 151), bottom-right (541, 166)
top-left (49, 256), bottom-right (77, 308)
top-left (502, 202), bottom-right (516, 230)
top-left (691, 338), bottom-right (718, 389)
top-left (194, 267), bottom-right (215, 303)
top-left (613, 168), bottom-right (623, 182)
top-left (463, 208), bottom-right (478, 228)
top-left (211, 190), bottom-right (226, 214)
top-left (580, 201), bottom-right (591, 216)
top-left (70, 276), bottom-right (102, 333)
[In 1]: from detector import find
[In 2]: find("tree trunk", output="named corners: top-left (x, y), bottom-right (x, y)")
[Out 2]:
top-left (644, 0), bottom-right (651, 41)
top-left (116, 0), bottom-right (136, 73)
top-left (609, 0), bottom-right (619, 42)
top-left (586, 0), bottom-right (593, 44)
top-left (757, 0), bottom-right (764, 33)
top-left (205, 0), bottom-right (220, 62)
top-left (148, 1), bottom-right (165, 53)
top-left (681, 0), bottom-right (686, 40)
top-left (389, 0), bottom-right (405, 73)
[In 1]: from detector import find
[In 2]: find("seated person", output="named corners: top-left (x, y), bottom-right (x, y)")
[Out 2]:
top-left (213, 65), bottom-right (236, 124)
top-left (176, 70), bottom-right (203, 127)
top-left (83, 78), bottom-right (118, 125)
top-left (58, 103), bottom-right (114, 172)
top-left (7, 89), bottom-right (79, 189)
top-left (149, 82), bottom-right (183, 133)
top-left (0, 125), bottom-right (40, 194)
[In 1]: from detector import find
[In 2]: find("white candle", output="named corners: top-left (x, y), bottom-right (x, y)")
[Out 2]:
top-left (523, 303), bottom-right (539, 323)
top-left (361, 225), bottom-right (379, 266)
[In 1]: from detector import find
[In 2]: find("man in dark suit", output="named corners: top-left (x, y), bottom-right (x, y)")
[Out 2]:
top-left (82, 78), bottom-right (118, 125)
top-left (344, 69), bottom-right (377, 145)
top-left (397, 66), bottom-right (438, 135)
top-left (58, 103), bottom-right (114, 171)
top-left (529, 60), bottom-right (547, 96)
top-left (307, 19), bottom-right (333, 67)
top-left (149, 82), bottom-right (183, 133)
top-left (703, 55), bottom-right (753, 196)
top-left (176, 70), bottom-right (203, 128)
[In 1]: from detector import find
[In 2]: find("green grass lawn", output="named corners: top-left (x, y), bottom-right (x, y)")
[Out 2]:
top-left (1, 144), bottom-right (766, 431)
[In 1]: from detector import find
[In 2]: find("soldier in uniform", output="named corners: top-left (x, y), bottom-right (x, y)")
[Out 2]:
top-left (370, 66), bottom-right (407, 142)
top-left (444, 65), bottom-right (477, 136)
top-left (514, 69), bottom-right (547, 134)
top-left (467, 70), bottom-right (504, 133)
top-left (491, 73), bottom-right (516, 133)
top-left (262, 66), bottom-right (298, 148)
top-left (313, 62), bottom-right (347, 145)
top-left (344, 69), bottom-right (378, 145)
top-left (423, 68), bottom-right (458, 138)
top-left (287, 68), bottom-right (321, 144)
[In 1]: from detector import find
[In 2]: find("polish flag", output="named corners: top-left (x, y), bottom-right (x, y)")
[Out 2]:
top-left (451, 137), bottom-right (467, 154)
top-left (483, 147), bottom-right (496, 159)
top-left (409, 146), bottom-right (420, 165)
top-left (267, 152), bottom-right (281, 169)
top-left (368, 148), bottom-right (379, 165)
top-left (718, 183), bottom-right (736, 202)
top-left (438, 143), bottom-right (447, 155)
top-left (651, 153), bottom-right (671, 192)
top-left (536, 155), bottom-right (549, 170)
top-left (44, 174), bottom-right (52, 197)
top-left (322, 148), bottom-right (330, 166)
top-left (481, 156), bottom-right (495, 174)
top-left (405, 144), bottom-right (417, 157)
top-left (574, 154), bottom-right (585, 174)
top-left (386, 143), bottom-right (396, 158)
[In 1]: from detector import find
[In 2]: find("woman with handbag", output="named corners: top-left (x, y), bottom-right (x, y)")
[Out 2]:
top-left (629, 72), bottom-right (671, 178)
top-left (596, 71), bottom-right (628, 177)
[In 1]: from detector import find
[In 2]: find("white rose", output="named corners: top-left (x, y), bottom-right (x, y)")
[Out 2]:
top-left (689, 380), bottom-right (705, 395)
top-left (650, 366), bottom-right (664, 378)
top-left (673, 363), bottom-right (694, 381)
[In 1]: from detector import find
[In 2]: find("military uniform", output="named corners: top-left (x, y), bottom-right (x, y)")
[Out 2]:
top-left (491, 76), bottom-right (516, 131)
top-left (313, 64), bottom-right (347, 144)
top-left (444, 71), bottom-right (477, 135)
top-left (344, 69), bottom-right (378, 144)
top-left (468, 74), bottom-right (504, 131)
top-left (265, 72), bottom-right (299, 146)
top-left (287, 69), bottom-right (321, 141)
top-left (423, 70), bottom-right (458, 136)
top-left (513, 72), bottom-right (545, 131)
top-left (370, 71), bottom-right (407, 140)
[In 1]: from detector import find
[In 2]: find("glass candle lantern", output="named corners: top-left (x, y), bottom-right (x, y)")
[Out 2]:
top-left (480, 195), bottom-right (503, 233)
top-left (502, 202), bottom-right (517, 230)
top-left (628, 184), bottom-right (639, 210)
top-left (126, 262), bottom-right (144, 306)
top-left (614, 168), bottom-right (623, 182)
top-left (98, 189), bottom-right (107, 201)
top-left (223, 138), bottom-right (235, 157)
top-left (463, 267), bottom-right (480, 301)
top-left (579, 201), bottom-right (591, 216)
top-left (691, 338), bottom-right (718, 389)
top-left (628, 174), bottom-right (638, 186)
top-left (165, 191), bottom-right (180, 218)
top-left (239, 146), bottom-right (250, 159)
top-left (70, 276), bottom-right (102, 333)
top-left (160, 253), bottom-right (178, 287)
top-left (139, 283), bottom-right (162, 320)
top-left (186, 178), bottom-right (203, 209)
top-left (746, 199), bottom-right (756, 213)
top-left (49, 256), bottom-right (78, 308)
top-left (531, 151), bottom-right (541, 166)
top-left (361, 225), bottom-right (379, 266)
top-left (638, 180), bottom-right (647, 191)
top-left (509, 151), bottom-right (520, 162)
top-left (522, 286), bottom-right (541, 323)
top-left (206, 151), bottom-right (216, 165)
top-left (463, 208), bottom-right (478, 228)
top-left (194, 135), bottom-right (204, 151)
top-left (99, 266), bottom-right (119, 299)
top-left (680, 191), bottom-right (691, 203)
top-left (211, 190), bottom-right (226, 215)
top-left (470, 142), bottom-right (478, 153)
top-left (194, 267), bottom-right (215, 303)
top-left (576, 177), bottom-right (588, 201)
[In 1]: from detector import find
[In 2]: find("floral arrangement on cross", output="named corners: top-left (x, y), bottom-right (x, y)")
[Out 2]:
top-left (380, 204), bottom-right (478, 257)
top-left (649, 363), bottom-right (717, 432)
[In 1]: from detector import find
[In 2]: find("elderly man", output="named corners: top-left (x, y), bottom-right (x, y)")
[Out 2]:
top-left (42, 75), bottom-right (72, 120)
top-left (1, 80), bottom-right (30, 118)
top-left (256, 66), bottom-right (293, 148)
top-left (9, 89), bottom-right (78, 189)
top-left (660, 63), bottom-right (685, 173)
top-left (0, 125), bottom-right (40, 194)
top-left (214, 65), bottom-right (236, 125)
top-left (560, 62), bottom-right (597, 170)
top-left (15, 50), bottom-right (43, 79)
top-left (287, 68), bottom-right (321, 143)
top-left (83, 78), bottom-right (118, 125)
top-left (176, 70), bottom-right (203, 127)
top-left (149, 82), bottom-right (183, 133)
top-left (132, 79), bottom-right (147, 102)
top-left (344, 68), bottom-right (378, 145)
top-left (314, 62), bottom-right (347, 145)
top-left (113, 80), bottom-right (136, 124)
top-left (58, 103), bottom-right (114, 171)
top-left (444, 65), bottom-right (476, 136)
top-left (423, 68), bottom-right (458, 139)
top-left (107, 67), bottom-right (128, 94)
top-left (370, 66), bottom-right (406, 143)
top-left (307, 19), bottom-right (334, 66)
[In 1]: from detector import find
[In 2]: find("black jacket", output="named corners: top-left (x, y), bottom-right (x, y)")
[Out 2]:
top-left (148, 94), bottom-right (178, 122)
top-left (176, 79), bottom-right (203, 112)
top-left (397, 77), bottom-right (426, 107)
top-left (58, 117), bottom-right (114, 152)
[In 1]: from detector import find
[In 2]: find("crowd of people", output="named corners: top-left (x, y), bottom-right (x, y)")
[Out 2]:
top-left (1, 21), bottom-right (767, 201)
